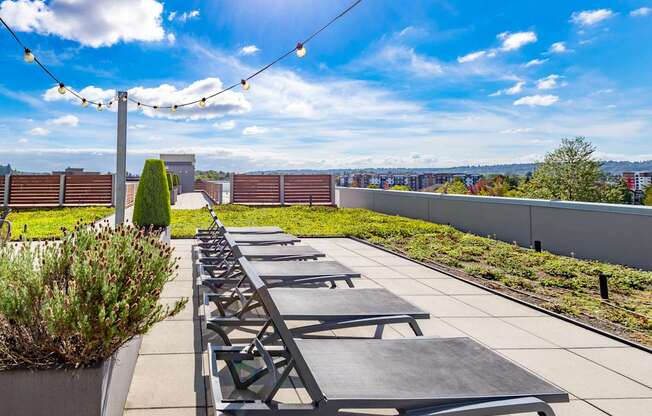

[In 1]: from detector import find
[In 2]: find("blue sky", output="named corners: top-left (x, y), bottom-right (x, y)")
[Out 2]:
top-left (0, 0), bottom-right (650, 173)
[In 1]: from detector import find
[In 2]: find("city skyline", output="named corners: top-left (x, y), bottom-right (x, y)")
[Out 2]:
top-left (0, 0), bottom-right (651, 172)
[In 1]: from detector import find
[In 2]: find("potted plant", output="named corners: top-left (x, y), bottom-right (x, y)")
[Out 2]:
top-left (0, 223), bottom-right (186, 416)
top-left (133, 159), bottom-right (172, 241)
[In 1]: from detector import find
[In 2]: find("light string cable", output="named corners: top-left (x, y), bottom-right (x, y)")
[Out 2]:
top-left (0, 15), bottom-right (104, 108)
top-left (0, 0), bottom-right (362, 112)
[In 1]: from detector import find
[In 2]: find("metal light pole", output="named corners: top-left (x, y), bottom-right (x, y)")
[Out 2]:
top-left (114, 91), bottom-right (128, 225)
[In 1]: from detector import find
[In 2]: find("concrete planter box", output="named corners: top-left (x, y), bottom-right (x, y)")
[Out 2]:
top-left (0, 335), bottom-right (142, 416)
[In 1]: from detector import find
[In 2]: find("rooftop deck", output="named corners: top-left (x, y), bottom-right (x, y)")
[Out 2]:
top-left (124, 237), bottom-right (652, 416)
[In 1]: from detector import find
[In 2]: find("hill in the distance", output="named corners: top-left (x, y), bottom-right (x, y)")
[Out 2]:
top-left (248, 160), bottom-right (652, 176)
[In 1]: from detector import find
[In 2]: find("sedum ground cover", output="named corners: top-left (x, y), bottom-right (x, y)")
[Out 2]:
top-left (172, 205), bottom-right (652, 347)
top-left (5, 207), bottom-right (114, 240)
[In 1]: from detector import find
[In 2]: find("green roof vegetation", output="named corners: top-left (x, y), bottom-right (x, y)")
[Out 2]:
top-left (4, 206), bottom-right (114, 240)
top-left (172, 205), bottom-right (652, 346)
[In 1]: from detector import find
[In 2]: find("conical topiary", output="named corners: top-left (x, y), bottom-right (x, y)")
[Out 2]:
top-left (133, 159), bottom-right (171, 227)
top-left (166, 172), bottom-right (173, 192)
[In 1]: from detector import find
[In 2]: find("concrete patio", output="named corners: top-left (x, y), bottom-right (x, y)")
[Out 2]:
top-left (124, 237), bottom-right (652, 416)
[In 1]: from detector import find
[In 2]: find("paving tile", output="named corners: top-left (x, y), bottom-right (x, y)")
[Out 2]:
top-left (402, 295), bottom-right (488, 317)
top-left (125, 408), bottom-right (208, 416)
top-left (331, 323), bottom-right (404, 339)
top-left (534, 400), bottom-right (608, 416)
top-left (418, 278), bottom-right (492, 295)
top-left (355, 266), bottom-right (411, 279)
top-left (588, 398), bottom-right (652, 415)
top-left (389, 264), bottom-right (450, 278)
top-left (499, 349), bottom-right (652, 399)
top-left (571, 347), bottom-right (652, 388)
top-left (162, 280), bottom-right (197, 298)
top-left (161, 296), bottom-right (199, 321)
top-left (392, 317), bottom-right (467, 338)
top-left (349, 278), bottom-right (382, 288)
top-left (173, 267), bottom-right (196, 281)
top-left (442, 317), bottom-right (556, 349)
top-left (331, 255), bottom-right (383, 267)
top-left (141, 320), bottom-right (201, 354)
top-left (126, 353), bottom-right (207, 409)
top-left (374, 278), bottom-right (440, 295)
top-left (454, 294), bottom-right (545, 317)
top-left (503, 317), bottom-right (627, 348)
top-left (372, 256), bottom-right (423, 267)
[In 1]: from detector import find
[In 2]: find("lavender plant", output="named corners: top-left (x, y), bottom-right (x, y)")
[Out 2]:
top-left (0, 223), bottom-right (186, 370)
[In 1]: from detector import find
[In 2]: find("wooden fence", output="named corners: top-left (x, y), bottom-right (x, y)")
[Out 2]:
top-left (230, 174), bottom-right (334, 205)
top-left (1, 174), bottom-right (127, 207)
top-left (194, 180), bottom-right (222, 204)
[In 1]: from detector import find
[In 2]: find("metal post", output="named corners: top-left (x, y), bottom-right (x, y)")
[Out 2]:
top-left (115, 91), bottom-right (128, 225)
top-left (599, 274), bottom-right (609, 300)
top-left (3, 174), bottom-right (10, 206)
top-left (279, 174), bottom-right (285, 206)
top-left (58, 174), bottom-right (65, 206)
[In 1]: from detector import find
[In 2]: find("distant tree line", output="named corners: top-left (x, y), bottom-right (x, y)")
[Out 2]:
top-left (195, 170), bottom-right (230, 181)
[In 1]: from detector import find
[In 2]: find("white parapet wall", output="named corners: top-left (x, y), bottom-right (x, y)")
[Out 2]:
top-left (336, 187), bottom-right (652, 270)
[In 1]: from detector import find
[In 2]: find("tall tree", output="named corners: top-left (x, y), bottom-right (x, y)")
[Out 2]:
top-left (645, 185), bottom-right (652, 206)
top-left (525, 137), bottom-right (609, 202)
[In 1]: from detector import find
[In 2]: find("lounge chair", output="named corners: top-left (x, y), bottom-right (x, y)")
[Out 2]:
top-left (195, 233), bottom-right (323, 270)
top-left (205, 286), bottom-right (429, 345)
top-left (208, 258), bottom-right (569, 415)
top-left (196, 208), bottom-right (284, 241)
top-left (198, 258), bottom-right (360, 291)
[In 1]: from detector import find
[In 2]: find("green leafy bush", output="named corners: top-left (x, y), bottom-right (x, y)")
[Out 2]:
top-left (133, 159), bottom-right (171, 227)
top-left (0, 223), bottom-right (185, 370)
top-left (166, 172), bottom-right (173, 192)
top-left (172, 174), bottom-right (180, 187)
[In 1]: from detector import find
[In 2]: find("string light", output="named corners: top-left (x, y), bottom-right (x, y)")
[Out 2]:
top-left (97, 102), bottom-right (104, 111)
top-left (0, 0), bottom-right (363, 112)
top-left (23, 48), bottom-right (34, 63)
top-left (296, 42), bottom-right (306, 58)
top-left (107, 100), bottom-right (113, 109)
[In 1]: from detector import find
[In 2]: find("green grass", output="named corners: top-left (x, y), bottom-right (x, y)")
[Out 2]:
top-left (5, 207), bottom-right (114, 240)
top-left (172, 205), bottom-right (652, 346)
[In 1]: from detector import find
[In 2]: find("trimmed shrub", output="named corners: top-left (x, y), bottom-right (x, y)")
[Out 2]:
top-left (0, 223), bottom-right (186, 370)
top-left (133, 159), bottom-right (172, 227)
top-left (166, 172), bottom-right (173, 192)
top-left (172, 174), bottom-right (180, 187)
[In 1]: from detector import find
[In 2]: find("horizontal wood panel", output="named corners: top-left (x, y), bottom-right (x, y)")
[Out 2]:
top-left (231, 174), bottom-right (332, 205)
top-left (64, 175), bottom-right (112, 204)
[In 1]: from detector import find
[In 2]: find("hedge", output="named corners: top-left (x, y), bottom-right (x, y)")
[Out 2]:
top-left (133, 159), bottom-right (171, 227)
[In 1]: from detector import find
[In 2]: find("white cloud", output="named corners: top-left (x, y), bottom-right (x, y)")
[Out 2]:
top-left (18, 138), bottom-right (28, 144)
top-left (239, 45), bottom-right (260, 56)
top-left (630, 7), bottom-right (651, 17)
top-left (524, 58), bottom-right (548, 67)
top-left (548, 42), bottom-right (568, 54)
top-left (490, 81), bottom-right (525, 96)
top-left (213, 120), bottom-right (235, 130)
top-left (166, 33), bottom-right (176, 44)
top-left (29, 126), bottom-right (49, 136)
top-left (513, 95), bottom-right (559, 107)
top-left (242, 125), bottom-right (268, 135)
top-left (536, 74), bottom-right (560, 90)
top-left (375, 46), bottom-right (443, 76)
top-left (497, 31), bottom-right (537, 51)
top-left (168, 9), bottom-right (199, 23)
top-left (0, 0), bottom-right (166, 47)
top-left (49, 114), bottom-right (79, 127)
top-left (571, 9), bottom-right (614, 26)
top-left (43, 78), bottom-right (251, 121)
top-left (500, 127), bottom-right (533, 134)
top-left (457, 50), bottom-right (486, 63)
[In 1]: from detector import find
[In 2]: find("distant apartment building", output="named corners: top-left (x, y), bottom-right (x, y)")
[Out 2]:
top-left (337, 172), bottom-right (481, 191)
top-left (623, 171), bottom-right (652, 192)
top-left (52, 167), bottom-right (100, 175)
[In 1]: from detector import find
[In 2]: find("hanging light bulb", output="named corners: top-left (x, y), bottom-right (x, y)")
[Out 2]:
top-left (199, 98), bottom-right (207, 108)
top-left (97, 102), bottom-right (104, 111)
top-left (153, 105), bottom-right (158, 112)
top-left (137, 102), bottom-right (142, 110)
top-left (81, 98), bottom-right (89, 108)
top-left (107, 100), bottom-right (113, 109)
top-left (23, 48), bottom-right (34, 63)
top-left (121, 95), bottom-right (128, 102)
top-left (241, 79), bottom-right (250, 91)
top-left (296, 42), bottom-right (306, 58)
top-left (57, 83), bottom-right (66, 95)
top-left (171, 105), bottom-right (178, 113)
